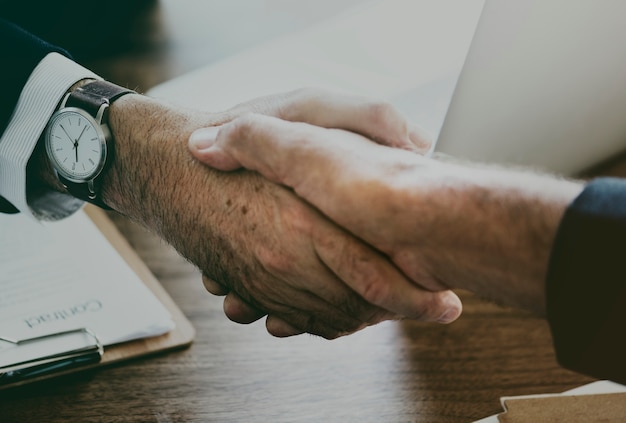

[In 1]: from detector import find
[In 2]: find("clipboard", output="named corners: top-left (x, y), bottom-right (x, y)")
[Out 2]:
top-left (0, 205), bottom-right (195, 389)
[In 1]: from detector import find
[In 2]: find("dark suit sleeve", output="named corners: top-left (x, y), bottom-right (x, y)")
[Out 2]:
top-left (0, 18), bottom-right (70, 134)
top-left (0, 18), bottom-right (70, 213)
top-left (546, 177), bottom-right (626, 384)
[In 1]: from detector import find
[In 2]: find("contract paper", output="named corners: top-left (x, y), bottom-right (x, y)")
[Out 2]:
top-left (0, 209), bottom-right (174, 365)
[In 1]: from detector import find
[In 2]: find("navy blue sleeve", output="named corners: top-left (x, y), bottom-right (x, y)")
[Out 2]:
top-left (0, 18), bottom-right (70, 213)
top-left (0, 17), bottom-right (70, 135)
top-left (546, 177), bottom-right (626, 384)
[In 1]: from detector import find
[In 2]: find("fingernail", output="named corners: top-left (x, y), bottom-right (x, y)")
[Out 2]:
top-left (408, 123), bottom-right (434, 154)
top-left (189, 126), bottom-right (220, 151)
top-left (438, 306), bottom-right (461, 324)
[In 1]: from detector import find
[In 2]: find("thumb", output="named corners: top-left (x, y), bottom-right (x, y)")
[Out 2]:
top-left (188, 114), bottom-right (319, 187)
top-left (188, 126), bottom-right (242, 171)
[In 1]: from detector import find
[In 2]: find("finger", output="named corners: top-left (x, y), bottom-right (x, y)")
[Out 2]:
top-left (267, 308), bottom-right (367, 340)
top-left (190, 126), bottom-right (241, 171)
top-left (277, 89), bottom-right (427, 152)
top-left (188, 114), bottom-right (417, 230)
top-left (313, 227), bottom-right (463, 324)
top-left (188, 114), bottom-right (358, 181)
top-left (265, 309), bottom-right (394, 338)
top-left (257, 280), bottom-right (380, 339)
top-left (219, 258), bottom-right (377, 338)
top-left (265, 315), bottom-right (304, 338)
top-left (223, 293), bottom-right (266, 324)
top-left (208, 88), bottom-right (430, 152)
top-left (408, 123), bottom-right (434, 155)
top-left (202, 274), bottom-right (229, 296)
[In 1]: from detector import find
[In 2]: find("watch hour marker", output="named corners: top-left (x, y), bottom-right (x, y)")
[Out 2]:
top-left (88, 158), bottom-right (95, 165)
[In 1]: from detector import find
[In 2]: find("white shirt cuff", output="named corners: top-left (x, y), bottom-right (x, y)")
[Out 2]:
top-left (0, 52), bottom-right (100, 220)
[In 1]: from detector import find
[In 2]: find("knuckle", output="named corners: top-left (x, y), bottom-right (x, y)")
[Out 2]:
top-left (280, 199), bottom-right (316, 237)
top-left (228, 113), bottom-right (263, 141)
top-left (335, 242), bottom-right (392, 307)
top-left (360, 276), bottom-right (391, 307)
top-left (257, 247), bottom-right (293, 276)
top-left (280, 87), bottom-right (323, 120)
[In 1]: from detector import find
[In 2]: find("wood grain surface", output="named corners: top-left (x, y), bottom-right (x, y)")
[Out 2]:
top-left (0, 212), bottom-right (593, 422)
top-left (1, 2), bottom-right (617, 421)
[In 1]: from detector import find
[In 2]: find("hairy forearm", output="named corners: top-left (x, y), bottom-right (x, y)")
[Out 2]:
top-left (183, 112), bottom-right (584, 317)
top-left (102, 95), bottom-right (261, 295)
top-left (28, 91), bottom-right (467, 337)
top-left (413, 161), bottom-right (584, 314)
top-left (103, 95), bottom-right (205, 227)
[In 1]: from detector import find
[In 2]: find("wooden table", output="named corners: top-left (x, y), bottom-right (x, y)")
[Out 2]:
top-left (0, 213), bottom-right (593, 422)
top-left (3, 1), bottom-right (616, 421)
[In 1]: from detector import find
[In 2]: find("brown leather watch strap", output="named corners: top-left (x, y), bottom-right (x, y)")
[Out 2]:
top-left (59, 80), bottom-right (135, 210)
top-left (66, 80), bottom-right (134, 116)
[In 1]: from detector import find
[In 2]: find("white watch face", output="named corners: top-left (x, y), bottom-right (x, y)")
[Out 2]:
top-left (45, 108), bottom-right (107, 183)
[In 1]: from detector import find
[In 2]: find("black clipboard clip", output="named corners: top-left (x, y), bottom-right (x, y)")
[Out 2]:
top-left (0, 328), bottom-right (103, 386)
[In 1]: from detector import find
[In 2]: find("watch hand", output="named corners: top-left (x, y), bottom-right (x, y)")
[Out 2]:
top-left (72, 126), bottom-right (87, 163)
top-left (76, 125), bottom-right (88, 142)
top-left (73, 125), bottom-right (88, 163)
top-left (60, 124), bottom-right (73, 143)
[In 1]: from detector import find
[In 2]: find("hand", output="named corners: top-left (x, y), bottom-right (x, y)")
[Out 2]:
top-left (190, 88), bottom-right (452, 332)
top-left (188, 111), bottom-right (584, 315)
top-left (100, 89), bottom-right (461, 339)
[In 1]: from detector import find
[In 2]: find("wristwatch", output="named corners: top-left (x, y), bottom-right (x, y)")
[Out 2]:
top-left (44, 80), bottom-right (135, 209)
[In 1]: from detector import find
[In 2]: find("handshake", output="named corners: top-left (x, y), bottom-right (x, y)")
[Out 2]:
top-left (97, 88), bottom-right (582, 339)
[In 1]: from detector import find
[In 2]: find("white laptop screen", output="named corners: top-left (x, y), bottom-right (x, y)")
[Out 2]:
top-left (435, 0), bottom-right (626, 175)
